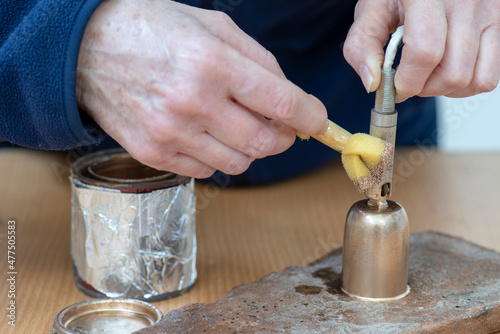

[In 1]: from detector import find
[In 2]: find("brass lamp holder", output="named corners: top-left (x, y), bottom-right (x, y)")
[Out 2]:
top-left (341, 69), bottom-right (410, 301)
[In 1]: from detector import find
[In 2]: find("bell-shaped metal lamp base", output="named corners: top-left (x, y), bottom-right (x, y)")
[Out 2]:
top-left (341, 199), bottom-right (410, 301)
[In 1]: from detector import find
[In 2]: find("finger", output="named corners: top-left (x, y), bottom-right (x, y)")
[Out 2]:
top-left (395, 92), bottom-right (409, 103)
top-left (167, 153), bottom-right (217, 179)
top-left (131, 149), bottom-right (217, 179)
top-left (446, 26), bottom-right (500, 97)
top-left (394, 0), bottom-right (447, 98)
top-left (226, 50), bottom-right (328, 135)
top-left (181, 131), bottom-right (255, 176)
top-left (192, 9), bottom-right (286, 78)
top-left (418, 5), bottom-right (481, 97)
top-left (343, 0), bottom-right (400, 92)
top-left (207, 100), bottom-right (296, 159)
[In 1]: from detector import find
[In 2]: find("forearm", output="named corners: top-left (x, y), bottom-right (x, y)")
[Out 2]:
top-left (0, 0), bottom-right (104, 149)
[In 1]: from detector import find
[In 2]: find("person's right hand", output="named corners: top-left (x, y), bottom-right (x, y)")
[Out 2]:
top-left (343, 0), bottom-right (500, 102)
top-left (76, 0), bottom-right (328, 178)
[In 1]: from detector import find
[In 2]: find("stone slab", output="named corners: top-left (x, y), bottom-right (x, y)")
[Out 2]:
top-left (136, 232), bottom-right (500, 333)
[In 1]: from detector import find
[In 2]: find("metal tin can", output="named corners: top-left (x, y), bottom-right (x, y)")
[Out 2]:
top-left (70, 149), bottom-right (196, 300)
top-left (51, 298), bottom-right (163, 334)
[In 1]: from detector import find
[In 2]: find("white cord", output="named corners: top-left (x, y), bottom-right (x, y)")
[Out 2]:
top-left (383, 26), bottom-right (404, 71)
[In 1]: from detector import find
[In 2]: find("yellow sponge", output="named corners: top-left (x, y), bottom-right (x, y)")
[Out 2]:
top-left (342, 133), bottom-right (385, 181)
top-left (297, 120), bottom-right (393, 192)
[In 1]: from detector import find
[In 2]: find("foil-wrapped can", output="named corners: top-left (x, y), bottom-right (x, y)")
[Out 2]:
top-left (70, 149), bottom-right (196, 301)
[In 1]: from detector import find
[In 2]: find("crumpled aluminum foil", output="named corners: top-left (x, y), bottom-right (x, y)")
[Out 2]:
top-left (71, 177), bottom-right (196, 300)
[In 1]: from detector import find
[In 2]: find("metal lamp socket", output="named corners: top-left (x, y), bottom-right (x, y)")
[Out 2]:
top-left (365, 69), bottom-right (397, 201)
top-left (364, 108), bottom-right (398, 201)
top-left (341, 199), bottom-right (410, 301)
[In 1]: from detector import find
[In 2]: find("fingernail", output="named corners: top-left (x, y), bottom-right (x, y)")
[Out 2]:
top-left (359, 65), bottom-right (373, 93)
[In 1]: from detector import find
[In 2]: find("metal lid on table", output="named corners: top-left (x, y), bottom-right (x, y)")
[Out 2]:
top-left (51, 298), bottom-right (163, 334)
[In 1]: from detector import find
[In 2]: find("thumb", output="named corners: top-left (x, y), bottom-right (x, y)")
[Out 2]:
top-left (343, 0), bottom-right (401, 92)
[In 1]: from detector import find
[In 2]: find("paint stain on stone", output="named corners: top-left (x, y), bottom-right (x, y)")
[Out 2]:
top-left (312, 268), bottom-right (343, 295)
top-left (294, 285), bottom-right (322, 295)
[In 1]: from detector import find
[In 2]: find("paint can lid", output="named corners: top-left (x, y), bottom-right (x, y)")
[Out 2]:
top-left (51, 298), bottom-right (163, 334)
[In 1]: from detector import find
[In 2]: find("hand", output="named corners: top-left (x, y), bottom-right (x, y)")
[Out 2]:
top-left (77, 0), bottom-right (328, 178)
top-left (343, 0), bottom-right (500, 102)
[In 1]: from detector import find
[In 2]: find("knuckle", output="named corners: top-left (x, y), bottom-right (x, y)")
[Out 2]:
top-left (396, 84), bottom-right (419, 98)
top-left (222, 156), bottom-right (252, 175)
top-left (262, 50), bottom-right (281, 73)
top-left (144, 116), bottom-right (177, 144)
top-left (272, 90), bottom-right (297, 122)
top-left (343, 34), bottom-right (362, 63)
top-left (353, 0), bottom-right (364, 19)
top-left (248, 127), bottom-right (275, 159)
top-left (161, 85), bottom-right (195, 111)
top-left (159, 84), bottom-right (205, 118)
top-left (163, 153), bottom-right (215, 179)
top-left (145, 126), bottom-right (165, 145)
top-left (127, 145), bottom-right (164, 170)
top-left (213, 11), bottom-right (233, 25)
top-left (185, 38), bottom-right (224, 75)
top-left (475, 75), bottom-right (499, 93)
top-left (407, 40), bottom-right (443, 68)
top-left (394, 75), bottom-right (419, 98)
top-left (264, 50), bottom-right (278, 65)
top-left (193, 166), bottom-right (216, 179)
top-left (442, 69), bottom-right (473, 91)
top-left (196, 46), bottom-right (222, 73)
top-left (279, 129), bottom-right (296, 152)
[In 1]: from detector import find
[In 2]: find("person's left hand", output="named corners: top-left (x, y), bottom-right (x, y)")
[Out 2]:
top-left (76, 0), bottom-right (327, 179)
top-left (343, 0), bottom-right (500, 102)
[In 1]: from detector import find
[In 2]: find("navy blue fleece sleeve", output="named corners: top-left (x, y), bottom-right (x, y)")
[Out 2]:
top-left (0, 0), bottom-right (104, 149)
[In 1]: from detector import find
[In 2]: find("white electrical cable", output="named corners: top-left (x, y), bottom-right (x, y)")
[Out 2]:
top-left (375, 26), bottom-right (404, 113)
top-left (383, 26), bottom-right (404, 71)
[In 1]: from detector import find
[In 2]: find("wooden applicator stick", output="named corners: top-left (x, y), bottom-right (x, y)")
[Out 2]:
top-left (296, 120), bottom-right (352, 153)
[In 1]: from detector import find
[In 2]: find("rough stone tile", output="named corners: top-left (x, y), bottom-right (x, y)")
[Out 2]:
top-left (136, 232), bottom-right (500, 333)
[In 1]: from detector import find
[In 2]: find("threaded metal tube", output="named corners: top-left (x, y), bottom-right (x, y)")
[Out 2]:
top-left (374, 69), bottom-right (396, 114)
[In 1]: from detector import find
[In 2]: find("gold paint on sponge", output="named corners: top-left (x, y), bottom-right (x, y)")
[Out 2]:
top-left (341, 134), bottom-right (393, 192)
top-left (342, 133), bottom-right (385, 180)
top-left (297, 120), bottom-right (393, 193)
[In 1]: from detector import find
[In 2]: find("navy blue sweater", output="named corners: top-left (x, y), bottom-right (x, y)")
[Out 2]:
top-left (0, 0), bottom-right (104, 149)
top-left (1, 0), bottom-right (436, 185)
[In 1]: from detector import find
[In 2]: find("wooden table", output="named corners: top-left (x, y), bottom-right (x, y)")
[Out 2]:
top-left (1, 148), bottom-right (499, 333)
